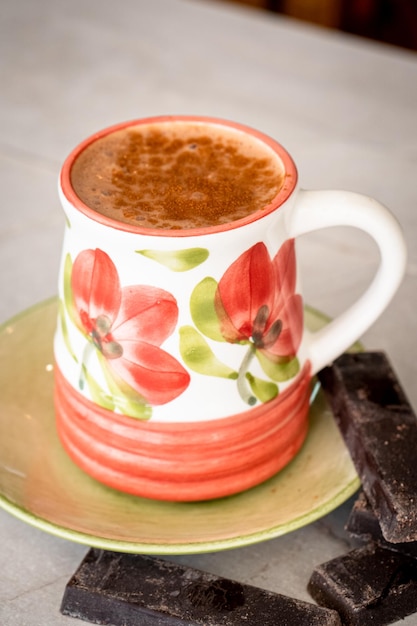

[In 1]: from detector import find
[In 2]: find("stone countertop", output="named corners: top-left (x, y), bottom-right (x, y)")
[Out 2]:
top-left (1, 0), bottom-right (416, 624)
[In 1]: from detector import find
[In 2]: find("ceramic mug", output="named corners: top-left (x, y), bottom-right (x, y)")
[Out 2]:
top-left (54, 115), bottom-right (406, 501)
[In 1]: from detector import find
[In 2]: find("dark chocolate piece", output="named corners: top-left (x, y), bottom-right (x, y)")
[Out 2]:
top-left (308, 543), bottom-right (417, 626)
top-left (346, 490), bottom-right (389, 543)
top-left (61, 549), bottom-right (342, 625)
top-left (318, 351), bottom-right (417, 543)
top-left (347, 491), bottom-right (417, 558)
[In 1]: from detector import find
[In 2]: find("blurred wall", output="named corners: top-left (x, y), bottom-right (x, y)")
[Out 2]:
top-left (215, 0), bottom-right (417, 51)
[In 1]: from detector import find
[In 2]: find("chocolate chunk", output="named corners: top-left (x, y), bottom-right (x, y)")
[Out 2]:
top-left (346, 490), bottom-right (388, 543)
top-left (308, 543), bottom-right (417, 626)
top-left (318, 351), bottom-right (417, 543)
top-left (347, 491), bottom-right (417, 559)
top-left (61, 549), bottom-right (342, 625)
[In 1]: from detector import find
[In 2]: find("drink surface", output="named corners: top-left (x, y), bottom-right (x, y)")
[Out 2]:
top-left (70, 121), bottom-right (285, 229)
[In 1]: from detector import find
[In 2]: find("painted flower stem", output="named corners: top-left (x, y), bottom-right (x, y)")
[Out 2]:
top-left (237, 343), bottom-right (257, 405)
top-left (79, 340), bottom-right (95, 390)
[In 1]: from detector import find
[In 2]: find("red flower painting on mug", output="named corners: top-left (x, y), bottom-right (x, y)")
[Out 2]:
top-left (180, 239), bottom-right (304, 406)
top-left (215, 239), bottom-right (303, 360)
top-left (70, 248), bottom-right (190, 407)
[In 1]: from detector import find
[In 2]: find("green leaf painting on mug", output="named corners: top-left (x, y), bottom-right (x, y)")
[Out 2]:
top-left (80, 363), bottom-right (116, 412)
top-left (63, 253), bottom-right (79, 328)
top-left (245, 373), bottom-right (278, 403)
top-left (256, 351), bottom-right (301, 383)
top-left (136, 247), bottom-right (209, 272)
top-left (190, 277), bottom-right (225, 342)
top-left (179, 326), bottom-right (238, 379)
top-left (58, 299), bottom-right (78, 363)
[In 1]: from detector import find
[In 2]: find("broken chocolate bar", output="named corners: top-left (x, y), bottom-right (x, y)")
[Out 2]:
top-left (308, 542), bottom-right (417, 626)
top-left (318, 351), bottom-right (417, 543)
top-left (347, 491), bottom-right (417, 559)
top-left (61, 549), bottom-right (342, 625)
top-left (346, 490), bottom-right (390, 544)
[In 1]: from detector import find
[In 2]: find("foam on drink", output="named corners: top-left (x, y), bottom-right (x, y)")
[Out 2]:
top-left (70, 121), bottom-right (285, 229)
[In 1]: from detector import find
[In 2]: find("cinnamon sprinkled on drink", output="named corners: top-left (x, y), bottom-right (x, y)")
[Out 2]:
top-left (71, 123), bottom-right (285, 229)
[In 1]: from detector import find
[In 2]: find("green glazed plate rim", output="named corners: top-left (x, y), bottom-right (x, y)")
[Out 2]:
top-left (0, 298), bottom-right (360, 554)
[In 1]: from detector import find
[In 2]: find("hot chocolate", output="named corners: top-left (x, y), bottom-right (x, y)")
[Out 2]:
top-left (70, 121), bottom-right (285, 229)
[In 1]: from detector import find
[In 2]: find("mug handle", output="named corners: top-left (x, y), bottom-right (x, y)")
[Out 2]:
top-left (289, 189), bottom-right (407, 375)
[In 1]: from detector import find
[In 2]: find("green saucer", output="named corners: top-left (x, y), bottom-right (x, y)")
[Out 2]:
top-left (0, 298), bottom-right (359, 554)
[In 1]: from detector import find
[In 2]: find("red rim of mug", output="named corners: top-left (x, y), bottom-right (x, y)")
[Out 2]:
top-left (60, 115), bottom-right (298, 237)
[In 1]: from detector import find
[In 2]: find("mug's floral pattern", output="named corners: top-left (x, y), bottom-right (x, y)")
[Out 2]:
top-left (61, 248), bottom-right (190, 417)
top-left (180, 239), bottom-right (303, 405)
top-left (216, 240), bottom-right (302, 357)
top-left (59, 240), bottom-right (303, 418)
